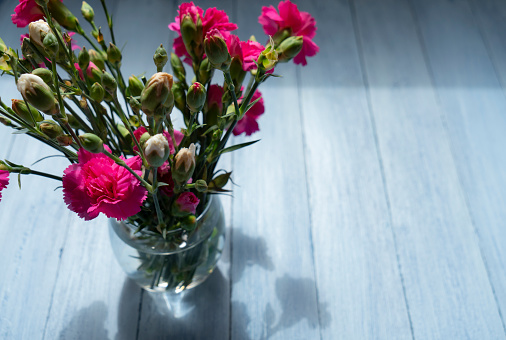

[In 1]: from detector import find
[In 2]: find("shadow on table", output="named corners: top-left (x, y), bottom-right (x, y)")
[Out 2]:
top-left (58, 301), bottom-right (109, 340)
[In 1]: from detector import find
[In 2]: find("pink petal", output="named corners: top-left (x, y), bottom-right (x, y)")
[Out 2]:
top-left (278, 0), bottom-right (302, 33)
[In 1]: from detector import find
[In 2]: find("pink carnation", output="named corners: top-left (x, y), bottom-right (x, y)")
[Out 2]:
top-left (74, 61), bottom-right (99, 81)
top-left (226, 35), bottom-right (265, 72)
top-left (174, 191), bottom-right (200, 215)
top-left (234, 89), bottom-right (265, 136)
top-left (157, 162), bottom-right (175, 197)
top-left (258, 0), bottom-right (319, 66)
top-left (62, 146), bottom-right (148, 221)
top-left (0, 170), bottom-right (9, 203)
top-left (207, 84), bottom-right (224, 111)
top-left (11, 0), bottom-right (46, 28)
top-left (168, 2), bottom-right (237, 64)
top-left (133, 127), bottom-right (184, 155)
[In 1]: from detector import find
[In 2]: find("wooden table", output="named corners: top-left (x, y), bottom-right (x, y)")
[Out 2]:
top-left (1, 0), bottom-right (506, 338)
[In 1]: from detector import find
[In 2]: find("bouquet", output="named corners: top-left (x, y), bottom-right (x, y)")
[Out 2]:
top-left (0, 0), bottom-right (318, 291)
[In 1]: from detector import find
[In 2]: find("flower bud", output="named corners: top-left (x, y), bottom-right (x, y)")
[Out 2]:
top-left (116, 124), bottom-right (132, 143)
top-left (79, 133), bottom-right (104, 153)
top-left (87, 64), bottom-right (102, 85)
top-left (257, 37), bottom-right (278, 72)
top-left (31, 68), bottom-right (53, 85)
top-left (153, 44), bottom-right (168, 71)
top-left (272, 28), bottom-right (292, 46)
top-left (170, 52), bottom-right (186, 82)
top-left (180, 14), bottom-right (203, 59)
top-left (35, 0), bottom-right (49, 6)
top-left (90, 82), bottom-right (105, 102)
top-left (11, 99), bottom-right (43, 125)
top-left (81, 1), bottom-right (95, 22)
top-left (195, 179), bottom-right (208, 192)
top-left (172, 191), bottom-right (199, 216)
top-left (57, 134), bottom-right (73, 146)
top-left (39, 120), bottom-right (63, 139)
top-left (43, 32), bottom-right (59, 57)
top-left (277, 36), bottom-right (303, 62)
top-left (101, 71), bottom-right (117, 96)
top-left (181, 214), bottom-right (197, 231)
top-left (186, 82), bottom-right (206, 113)
top-left (78, 46), bottom-right (90, 71)
top-left (88, 49), bottom-right (105, 70)
top-left (173, 143), bottom-right (196, 184)
top-left (199, 58), bottom-right (213, 85)
top-left (172, 82), bottom-right (186, 113)
top-left (29, 20), bottom-right (51, 49)
top-left (17, 74), bottom-right (58, 115)
top-left (47, 0), bottom-right (79, 31)
top-left (143, 134), bottom-right (170, 167)
top-left (67, 114), bottom-right (81, 129)
top-left (140, 72), bottom-right (173, 116)
top-left (128, 75), bottom-right (144, 97)
top-left (107, 42), bottom-right (122, 64)
top-left (204, 29), bottom-right (231, 70)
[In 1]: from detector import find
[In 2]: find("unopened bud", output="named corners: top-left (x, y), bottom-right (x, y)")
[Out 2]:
top-left (107, 42), bottom-right (122, 64)
top-left (116, 124), bottom-right (131, 143)
top-left (78, 46), bottom-right (90, 70)
top-left (140, 72), bottom-right (173, 116)
top-left (47, 0), bottom-right (79, 31)
top-left (17, 74), bottom-right (58, 115)
top-left (212, 129), bottom-right (222, 141)
top-left (34, 0), bottom-right (49, 6)
top-left (172, 82), bottom-right (186, 113)
top-left (170, 52), bottom-right (186, 82)
top-left (144, 134), bottom-right (170, 167)
top-left (88, 49), bottom-right (105, 70)
top-left (195, 179), bottom-right (208, 192)
top-left (153, 44), bottom-right (168, 71)
top-left (43, 32), bottom-right (58, 57)
top-left (101, 71), bottom-right (117, 96)
top-left (11, 99), bottom-right (43, 125)
top-left (79, 133), bottom-right (104, 153)
top-left (129, 96), bottom-right (141, 114)
top-left (199, 58), bottom-right (213, 85)
top-left (257, 36), bottom-right (278, 72)
top-left (67, 114), bottom-right (81, 129)
top-left (39, 120), bottom-right (63, 139)
top-left (186, 82), bottom-right (206, 113)
top-left (90, 82), bottom-right (105, 102)
top-left (173, 143), bottom-right (196, 184)
top-left (277, 36), bottom-right (303, 62)
top-left (31, 68), bottom-right (53, 85)
top-left (204, 29), bottom-right (231, 70)
top-left (57, 134), bottom-right (73, 146)
top-left (81, 1), bottom-right (95, 22)
top-left (272, 28), bottom-right (292, 46)
top-left (180, 14), bottom-right (203, 59)
top-left (181, 214), bottom-right (197, 231)
top-left (128, 75), bottom-right (144, 97)
top-left (29, 20), bottom-right (51, 49)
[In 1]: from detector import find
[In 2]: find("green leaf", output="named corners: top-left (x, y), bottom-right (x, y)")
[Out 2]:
top-left (31, 155), bottom-right (67, 166)
top-left (219, 139), bottom-right (260, 155)
top-left (241, 96), bottom-right (262, 116)
top-left (12, 128), bottom-right (30, 135)
top-left (208, 171), bottom-right (232, 190)
top-left (202, 125), bottom-right (219, 136)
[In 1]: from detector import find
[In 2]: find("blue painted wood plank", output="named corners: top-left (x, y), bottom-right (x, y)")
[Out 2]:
top-left (410, 0), bottom-right (506, 331)
top-left (352, 0), bottom-right (505, 338)
top-left (297, 0), bottom-right (413, 338)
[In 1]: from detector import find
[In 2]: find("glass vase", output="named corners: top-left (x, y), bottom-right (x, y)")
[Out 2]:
top-left (109, 195), bottom-right (225, 294)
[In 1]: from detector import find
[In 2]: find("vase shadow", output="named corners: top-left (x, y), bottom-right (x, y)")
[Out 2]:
top-left (58, 301), bottom-right (109, 340)
top-left (115, 279), bottom-right (143, 340)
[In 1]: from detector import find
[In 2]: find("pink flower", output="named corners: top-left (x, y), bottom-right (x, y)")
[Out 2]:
top-left (133, 127), bottom-right (184, 155)
top-left (234, 89), bottom-right (265, 136)
top-left (226, 35), bottom-right (265, 72)
top-left (157, 162), bottom-right (175, 197)
top-left (169, 2), bottom-right (237, 64)
top-left (0, 170), bottom-right (9, 203)
top-left (258, 0), bottom-right (319, 66)
top-left (11, 0), bottom-right (47, 28)
top-left (62, 146), bottom-right (148, 221)
top-left (207, 84), bottom-right (224, 111)
top-left (174, 191), bottom-right (200, 215)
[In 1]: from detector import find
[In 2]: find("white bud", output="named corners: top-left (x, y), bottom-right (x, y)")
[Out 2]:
top-left (17, 74), bottom-right (57, 114)
top-left (144, 133), bottom-right (170, 167)
top-left (29, 19), bottom-right (51, 48)
top-left (175, 143), bottom-right (196, 173)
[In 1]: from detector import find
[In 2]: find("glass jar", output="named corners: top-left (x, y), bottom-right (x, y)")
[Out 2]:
top-left (109, 195), bottom-right (225, 294)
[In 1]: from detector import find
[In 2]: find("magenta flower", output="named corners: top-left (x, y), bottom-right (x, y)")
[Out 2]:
top-left (0, 170), bottom-right (9, 203)
top-left (62, 146), bottom-right (148, 221)
top-left (74, 61), bottom-right (99, 81)
top-left (174, 191), bottom-right (200, 215)
top-left (133, 127), bottom-right (183, 155)
top-left (234, 89), bottom-right (265, 136)
top-left (207, 84), bottom-right (224, 111)
top-left (11, 0), bottom-right (47, 28)
top-left (168, 2), bottom-right (237, 64)
top-left (258, 0), bottom-right (319, 66)
top-left (157, 162), bottom-right (175, 197)
top-left (226, 35), bottom-right (265, 72)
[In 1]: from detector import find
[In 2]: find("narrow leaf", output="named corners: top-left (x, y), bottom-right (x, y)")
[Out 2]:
top-left (219, 139), bottom-right (260, 155)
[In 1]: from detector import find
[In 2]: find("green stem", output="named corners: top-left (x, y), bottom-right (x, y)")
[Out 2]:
top-left (100, 0), bottom-right (116, 45)
top-left (12, 167), bottom-right (63, 181)
top-left (151, 168), bottom-right (164, 226)
top-left (113, 97), bottom-right (147, 165)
